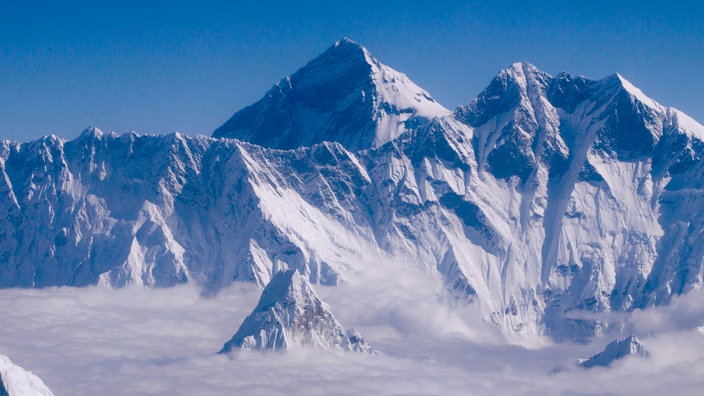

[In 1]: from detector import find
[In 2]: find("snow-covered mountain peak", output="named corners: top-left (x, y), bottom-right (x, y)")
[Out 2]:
top-left (254, 268), bottom-right (306, 309)
top-left (335, 36), bottom-right (361, 47)
top-left (502, 62), bottom-right (549, 85)
top-left (296, 37), bottom-right (371, 85)
top-left (219, 269), bottom-right (372, 353)
top-left (579, 335), bottom-right (649, 368)
top-left (329, 36), bottom-right (369, 59)
top-left (594, 73), bottom-right (704, 141)
top-left (455, 62), bottom-right (561, 181)
top-left (455, 62), bottom-right (552, 128)
top-left (587, 72), bottom-right (668, 119)
top-left (79, 126), bottom-right (104, 139)
top-left (212, 39), bottom-right (448, 151)
top-left (0, 354), bottom-right (54, 396)
top-left (613, 73), bottom-right (662, 110)
top-left (457, 62), bottom-right (703, 175)
top-left (492, 62), bottom-right (552, 99)
top-left (361, 44), bottom-right (449, 118)
top-left (460, 64), bottom-right (669, 130)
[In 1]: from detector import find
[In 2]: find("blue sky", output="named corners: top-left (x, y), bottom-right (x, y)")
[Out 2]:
top-left (1, 0), bottom-right (702, 141)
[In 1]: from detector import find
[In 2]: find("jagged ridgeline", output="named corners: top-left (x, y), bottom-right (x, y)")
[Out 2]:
top-left (1, 38), bottom-right (703, 340)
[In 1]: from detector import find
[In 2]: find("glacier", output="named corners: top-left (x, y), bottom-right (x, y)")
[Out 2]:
top-left (1, 39), bottom-right (703, 340)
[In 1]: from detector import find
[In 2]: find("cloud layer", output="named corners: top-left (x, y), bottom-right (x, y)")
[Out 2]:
top-left (0, 281), bottom-right (703, 395)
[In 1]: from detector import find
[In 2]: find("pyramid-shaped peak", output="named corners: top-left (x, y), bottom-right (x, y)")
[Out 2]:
top-left (219, 269), bottom-right (373, 353)
top-left (213, 39), bottom-right (448, 151)
top-left (334, 37), bottom-right (364, 50)
top-left (609, 73), bottom-right (662, 110)
top-left (455, 61), bottom-right (552, 128)
top-left (79, 126), bottom-right (104, 139)
top-left (337, 36), bottom-right (358, 45)
top-left (465, 61), bottom-right (553, 106)
top-left (498, 62), bottom-right (552, 85)
top-left (506, 61), bottom-right (541, 73)
top-left (307, 37), bottom-right (372, 71)
top-left (253, 269), bottom-right (308, 309)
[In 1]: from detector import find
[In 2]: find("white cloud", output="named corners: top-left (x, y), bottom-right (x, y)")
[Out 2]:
top-left (0, 282), bottom-right (703, 395)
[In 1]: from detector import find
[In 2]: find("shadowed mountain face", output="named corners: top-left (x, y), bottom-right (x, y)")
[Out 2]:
top-left (1, 40), bottom-right (703, 341)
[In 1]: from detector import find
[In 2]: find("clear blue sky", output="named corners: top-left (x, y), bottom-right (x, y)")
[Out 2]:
top-left (1, 0), bottom-right (703, 141)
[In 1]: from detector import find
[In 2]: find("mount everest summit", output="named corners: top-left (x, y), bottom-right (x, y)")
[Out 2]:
top-left (1, 38), bottom-right (703, 340)
top-left (213, 38), bottom-right (449, 150)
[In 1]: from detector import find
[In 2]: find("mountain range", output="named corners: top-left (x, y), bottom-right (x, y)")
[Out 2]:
top-left (1, 38), bottom-right (702, 340)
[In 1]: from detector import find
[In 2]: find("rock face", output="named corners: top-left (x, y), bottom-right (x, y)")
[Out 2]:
top-left (0, 355), bottom-right (54, 396)
top-left (1, 39), bottom-right (704, 341)
top-left (579, 335), bottom-right (649, 368)
top-left (219, 269), bottom-right (372, 353)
